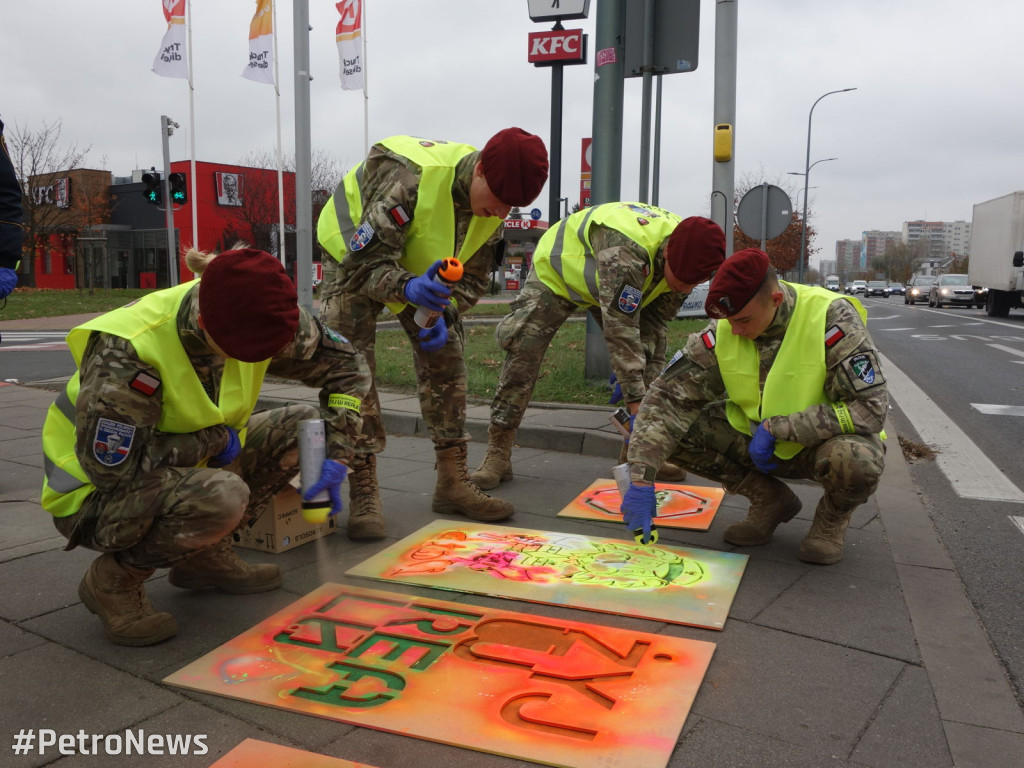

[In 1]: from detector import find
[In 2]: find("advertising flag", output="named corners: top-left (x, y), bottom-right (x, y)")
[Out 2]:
top-left (336, 0), bottom-right (364, 91)
top-left (153, 0), bottom-right (188, 79)
top-left (242, 0), bottom-right (274, 84)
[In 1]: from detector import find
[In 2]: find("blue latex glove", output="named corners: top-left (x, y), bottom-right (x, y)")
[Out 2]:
top-left (748, 421), bottom-right (778, 472)
top-left (608, 373), bottom-right (623, 405)
top-left (303, 458), bottom-right (349, 517)
top-left (624, 412), bottom-right (636, 445)
top-left (210, 426), bottom-right (241, 467)
top-left (403, 260), bottom-right (451, 313)
top-left (418, 315), bottom-right (448, 352)
top-left (0, 267), bottom-right (17, 299)
top-left (620, 482), bottom-right (659, 545)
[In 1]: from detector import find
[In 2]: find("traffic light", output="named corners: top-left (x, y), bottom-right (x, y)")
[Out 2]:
top-left (141, 170), bottom-right (161, 205)
top-left (169, 172), bottom-right (188, 204)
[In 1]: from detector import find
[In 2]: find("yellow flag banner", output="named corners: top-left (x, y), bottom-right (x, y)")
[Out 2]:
top-left (153, 0), bottom-right (188, 79)
top-left (242, 0), bottom-right (274, 84)
top-left (336, 0), bottom-right (364, 91)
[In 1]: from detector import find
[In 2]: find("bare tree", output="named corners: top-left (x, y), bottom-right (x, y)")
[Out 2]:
top-left (7, 119), bottom-right (91, 286)
top-left (732, 171), bottom-right (814, 277)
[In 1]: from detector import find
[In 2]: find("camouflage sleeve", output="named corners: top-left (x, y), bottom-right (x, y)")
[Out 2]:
top-left (639, 289), bottom-right (686, 385)
top-left (267, 307), bottom-right (371, 462)
top-left (764, 299), bottom-right (888, 445)
top-left (592, 227), bottom-right (652, 404)
top-left (75, 333), bottom-right (229, 492)
top-left (627, 321), bottom-right (727, 474)
top-left (332, 149), bottom-right (420, 305)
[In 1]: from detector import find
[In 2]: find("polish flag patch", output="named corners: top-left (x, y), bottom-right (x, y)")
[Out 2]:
top-left (389, 205), bottom-right (411, 227)
top-left (824, 325), bottom-right (845, 348)
top-left (129, 371), bottom-right (161, 396)
top-left (701, 330), bottom-right (716, 350)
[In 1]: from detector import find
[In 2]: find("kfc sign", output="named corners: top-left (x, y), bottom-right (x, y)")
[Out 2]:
top-left (528, 29), bottom-right (586, 65)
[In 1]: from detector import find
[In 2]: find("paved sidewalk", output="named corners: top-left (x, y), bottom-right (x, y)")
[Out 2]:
top-left (0, 331), bottom-right (1022, 765)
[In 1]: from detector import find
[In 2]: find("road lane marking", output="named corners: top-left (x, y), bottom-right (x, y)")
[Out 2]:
top-left (972, 404), bottom-right (1024, 417)
top-left (988, 344), bottom-right (1024, 360)
top-left (1010, 517), bottom-right (1024, 537)
top-left (879, 353), bottom-right (1024, 502)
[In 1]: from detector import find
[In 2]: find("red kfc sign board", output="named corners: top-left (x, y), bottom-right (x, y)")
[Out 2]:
top-left (528, 29), bottom-right (586, 65)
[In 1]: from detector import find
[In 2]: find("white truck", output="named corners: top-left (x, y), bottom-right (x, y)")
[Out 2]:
top-left (969, 191), bottom-right (1024, 316)
top-left (825, 274), bottom-right (841, 292)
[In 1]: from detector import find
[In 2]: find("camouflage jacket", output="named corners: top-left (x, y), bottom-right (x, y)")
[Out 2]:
top-left (586, 224), bottom-right (686, 404)
top-left (74, 287), bottom-right (371, 494)
top-left (0, 118), bottom-right (25, 271)
top-left (629, 282), bottom-right (888, 473)
top-left (322, 144), bottom-right (500, 315)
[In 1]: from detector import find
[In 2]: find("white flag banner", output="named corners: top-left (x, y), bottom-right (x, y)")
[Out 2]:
top-left (336, 0), bottom-right (364, 91)
top-left (153, 0), bottom-right (188, 79)
top-left (242, 0), bottom-right (274, 84)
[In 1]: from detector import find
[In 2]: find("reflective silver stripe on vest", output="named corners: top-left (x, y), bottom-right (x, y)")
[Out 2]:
top-left (43, 456), bottom-right (86, 493)
top-left (54, 390), bottom-right (76, 423)
top-left (330, 163), bottom-right (365, 245)
top-left (548, 207), bottom-right (599, 304)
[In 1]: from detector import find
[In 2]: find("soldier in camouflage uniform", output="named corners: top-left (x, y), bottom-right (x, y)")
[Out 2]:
top-left (41, 248), bottom-right (371, 646)
top-left (317, 128), bottom-right (548, 540)
top-left (621, 248), bottom-right (887, 564)
top-left (470, 207), bottom-right (726, 490)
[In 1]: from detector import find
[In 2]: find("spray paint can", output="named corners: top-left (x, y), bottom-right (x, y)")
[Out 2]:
top-left (612, 463), bottom-right (631, 499)
top-left (298, 418), bottom-right (331, 524)
top-left (413, 258), bottom-right (464, 328)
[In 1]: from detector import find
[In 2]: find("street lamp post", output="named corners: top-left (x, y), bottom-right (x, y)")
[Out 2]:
top-left (796, 88), bottom-right (856, 283)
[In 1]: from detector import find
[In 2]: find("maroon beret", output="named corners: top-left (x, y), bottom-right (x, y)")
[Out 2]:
top-left (480, 127), bottom-right (549, 207)
top-left (705, 248), bottom-right (771, 319)
top-left (199, 248), bottom-right (299, 362)
top-left (665, 216), bottom-right (726, 285)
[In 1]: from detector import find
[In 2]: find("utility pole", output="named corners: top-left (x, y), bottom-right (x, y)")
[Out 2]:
top-left (160, 115), bottom-right (179, 286)
top-left (710, 1), bottom-right (737, 256)
top-left (293, 0), bottom-right (314, 312)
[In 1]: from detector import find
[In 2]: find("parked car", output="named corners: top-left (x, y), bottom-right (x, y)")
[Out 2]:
top-left (928, 273), bottom-right (975, 308)
top-left (676, 281), bottom-right (710, 318)
top-left (888, 283), bottom-right (906, 296)
top-left (905, 274), bottom-right (936, 304)
top-left (866, 280), bottom-right (889, 297)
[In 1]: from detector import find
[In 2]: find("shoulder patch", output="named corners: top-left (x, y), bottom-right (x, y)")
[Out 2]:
top-left (617, 284), bottom-right (643, 314)
top-left (701, 330), bottom-right (716, 350)
top-left (389, 204), bottom-right (411, 227)
top-left (349, 221), bottom-right (375, 252)
top-left (842, 351), bottom-right (885, 391)
top-left (93, 419), bottom-right (136, 466)
top-left (824, 325), bottom-right (845, 348)
top-left (129, 371), bottom-right (161, 396)
top-left (316, 319), bottom-right (351, 349)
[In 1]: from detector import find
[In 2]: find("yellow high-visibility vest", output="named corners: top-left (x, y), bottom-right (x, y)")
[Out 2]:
top-left (531, 202), bottom-right (680, 308)
top-left (717, 282), bottom-right (867, 459)
top-left (41, 282), bottom-right (269, 517)
top-left (316, 136), bottom-right (501, 315)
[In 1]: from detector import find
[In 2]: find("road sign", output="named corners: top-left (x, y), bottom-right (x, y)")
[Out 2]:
top-left (527, 0), bottom-right (591, 23)
top-left (530, 208), bottom-right (542, 220)
top-left (623, 0), bottom-right (700, 77)
top-left (736, 184), bottom-right (792, 242)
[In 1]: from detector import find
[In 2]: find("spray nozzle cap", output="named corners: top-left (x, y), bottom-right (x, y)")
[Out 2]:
top-left (438, 258), bottom-right (464, 283)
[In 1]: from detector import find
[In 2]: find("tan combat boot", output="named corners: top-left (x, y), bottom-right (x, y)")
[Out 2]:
top-left (433, 444), bottom-right (515, 521)
top-left (79, 553), bottom-right (178, 647)
top-left (722, 471), bottom-right (802, 546)
top-left (799, 496), bottom-right (855, 565)
top-left (346, 454), bottom-right (388, 540)
top-left (470, 425), bottom-right (516, 490)
top-left (169, 538), bottom-right (282, 593)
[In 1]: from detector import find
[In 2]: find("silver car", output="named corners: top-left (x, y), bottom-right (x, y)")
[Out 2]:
top-left (928, 273), bottom-right (974, 308)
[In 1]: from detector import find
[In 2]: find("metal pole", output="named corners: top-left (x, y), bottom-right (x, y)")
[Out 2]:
top-left (652, 74), bottom-right (662, 206)
top-left (548, 55), bottom-right (564, 227)
top-left (293, 0), bottom-right (313, 312)
top-left (637, 0), bottom-right (655, 202)
top-left (160, 115), bottom-right (177, 287)
top-left (587, 0), bottom-right (626, 380)
top-left (759, 182), bottom-right (768, 252)
top-left (711, 0), bottom-right (738, 256)
top-left (798, 87), bottom-right (856, 283)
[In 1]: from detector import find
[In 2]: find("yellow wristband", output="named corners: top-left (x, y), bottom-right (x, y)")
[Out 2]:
top-left (832, 402), bottom-right (855, 434)
top-left (328, 393), bottom-right (362, 413)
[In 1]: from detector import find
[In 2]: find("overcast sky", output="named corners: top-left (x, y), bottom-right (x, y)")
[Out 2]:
top-left (4, 0), bottom-right (1023, 269)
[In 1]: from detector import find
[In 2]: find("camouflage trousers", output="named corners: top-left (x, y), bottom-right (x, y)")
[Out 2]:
top-left (489, 280), bottom-right (669, 430)
top-left (665, 401), bottom-right (886, 507)
top-left (53, 404), bottom-right (317, 569)
top-left (319, 289), bottom-right (469, 454)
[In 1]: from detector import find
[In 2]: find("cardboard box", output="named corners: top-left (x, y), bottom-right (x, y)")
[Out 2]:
top-left (233, 484), bottom-right (336, 554)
